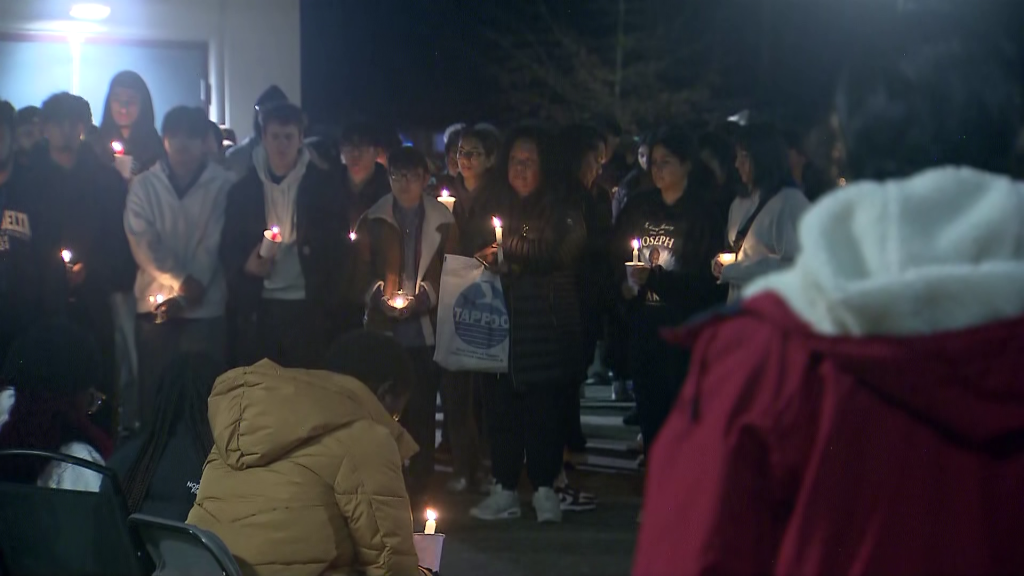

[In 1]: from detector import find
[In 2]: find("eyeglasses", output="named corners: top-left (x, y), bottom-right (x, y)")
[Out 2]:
top-left (86, 388), bottom-right (106, 414)
top-left (389, 171), bottom-right (422, 183)
top-left (457, 148), bottom-right (485, 161)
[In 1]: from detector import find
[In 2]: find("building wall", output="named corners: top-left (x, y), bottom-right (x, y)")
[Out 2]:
top-left (0, 0), bottom-right (301, 139)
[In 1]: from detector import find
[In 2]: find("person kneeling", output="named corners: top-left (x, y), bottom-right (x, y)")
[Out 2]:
top-left (187, 331), bottom-right (435, 576)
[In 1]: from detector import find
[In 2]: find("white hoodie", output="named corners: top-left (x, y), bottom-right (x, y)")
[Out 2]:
top-left (721, 186), bottom-right (810, 303)
top-left (746, 166), bottom-right (1024, 337)
top-left (255, 147), bottom-right (310, 300)
top-left (124, 162), bottom-right (234, 319)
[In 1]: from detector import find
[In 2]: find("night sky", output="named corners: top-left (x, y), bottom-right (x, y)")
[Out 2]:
top-left (300, 0), bottom-right (1024, 134)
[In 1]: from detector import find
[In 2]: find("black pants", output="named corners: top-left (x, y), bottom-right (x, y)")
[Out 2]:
top-left (401, 346), bottom-right (441, 495)
top-left (236, 299), bottom-right (333, 369)
top-left (483, 375), bottom-right (564, 491)
top-left (440, 371), bottom-right (483, 481)
top-left (68, 298), bottom-right (117, 434)
top-left (630, 310), bottom-right (691, 455)
top-left (136, 315), bottom-right (225, 428)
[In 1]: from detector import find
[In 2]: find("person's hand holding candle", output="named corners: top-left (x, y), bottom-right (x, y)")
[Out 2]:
top-left (259, 226), bottom-right (283, 259)
top-left (712, 252), bottom-right (736, 279)
top-left (245, 245), bottom-right (274, 278)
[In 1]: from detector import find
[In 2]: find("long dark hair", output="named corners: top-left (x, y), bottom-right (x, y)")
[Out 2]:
top-left (98, 71), bottom-right (161, 159)
top-left (121, 353), bottom-right (223, 514)
top-left (735, 123), bottom-right (792, 199)
top-left (0, 322), bottom-right (112, 484)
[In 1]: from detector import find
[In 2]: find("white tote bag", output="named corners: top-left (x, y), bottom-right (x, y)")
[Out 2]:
top-left (433, 255), bottom-right (509, 373)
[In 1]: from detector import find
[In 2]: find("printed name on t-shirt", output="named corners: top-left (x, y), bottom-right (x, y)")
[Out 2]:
top-left (1, 210), bottom-right (31, 239)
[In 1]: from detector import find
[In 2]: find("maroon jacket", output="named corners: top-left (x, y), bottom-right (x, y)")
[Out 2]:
top-left (634, 293), bottom-right (1024, 576)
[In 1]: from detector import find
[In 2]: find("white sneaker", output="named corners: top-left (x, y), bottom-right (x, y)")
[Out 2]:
top-left (470, 486), bottom-right (521, 521)
top-left (533, 487), bottom-right (563, 523)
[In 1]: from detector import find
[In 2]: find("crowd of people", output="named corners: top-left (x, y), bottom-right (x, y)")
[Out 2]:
top-left (1, 37), bottom-right (1022, 576)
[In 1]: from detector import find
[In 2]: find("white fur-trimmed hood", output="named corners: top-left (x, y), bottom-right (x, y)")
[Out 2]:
top-left (746, 167), bottom-right (1024, 337)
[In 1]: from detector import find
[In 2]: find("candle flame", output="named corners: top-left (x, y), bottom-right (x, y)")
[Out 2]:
top-left (111, 141), bottom-right (124, 156)
top-left (148, 294), bottom-right (166, 305)
top-left (349, 231), bottom-right (357, 241)
top-left (60, 249), bottom-right (72, 263)
top-left (631, 239), bottom-right (640, 250)
top-left (440, 189), bottom-right (450, 198)
top-left (492, 217), bottom-right (502, 228)
top-left (271, 226), bottom-right (280, 235)
top-left (426, 509), bottom-right (437, 522)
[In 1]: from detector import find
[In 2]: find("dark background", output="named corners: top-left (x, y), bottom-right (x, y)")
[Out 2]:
top-left (300, 0), bottom-right (1024, 133)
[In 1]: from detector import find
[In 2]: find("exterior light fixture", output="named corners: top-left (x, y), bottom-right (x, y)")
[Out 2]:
top-left (70, 3), bottom-right (111, 21)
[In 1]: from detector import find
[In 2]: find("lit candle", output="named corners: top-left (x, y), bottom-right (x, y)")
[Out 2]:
top-left (631, 239), bottom-right (640, 265)
top-left (437, 189), bottom-right (456, 213)
top-left (425, 509), bottom-right (438, 535)
top-left (260, 226), bottom-right (282, 258)
top-left (349, 231), bottom-right (357, 242)
top-left (492, 217), bottom-right (504, 265)
top-left (61, 249), bottom-right (73, 264)
top-left (718, 252), bottom-right (737, 266)
top-left (148, 294), bottom-right (166, 307)
top-left (390, 290), bottom-right (409, 310)
top-left (112, 141), bottom-right (133, 179)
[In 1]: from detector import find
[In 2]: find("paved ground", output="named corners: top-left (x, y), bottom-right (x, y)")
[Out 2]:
top-left (420, 470), bottom-right (643, 576)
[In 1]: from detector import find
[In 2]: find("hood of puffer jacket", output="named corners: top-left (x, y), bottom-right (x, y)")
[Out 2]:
top-left (208, 360), bottom-right (418, 470)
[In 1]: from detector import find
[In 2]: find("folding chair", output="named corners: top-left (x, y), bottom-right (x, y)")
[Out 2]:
top-left (0, 449), bottom-right (152, 576)
top-left (129, 514), bottom-right (243, 576)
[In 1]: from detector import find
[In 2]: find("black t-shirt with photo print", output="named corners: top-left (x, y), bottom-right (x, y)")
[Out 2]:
top-left (614, 188), bottom-right (726, 317)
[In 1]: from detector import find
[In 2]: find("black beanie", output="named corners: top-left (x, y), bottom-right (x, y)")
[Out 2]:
top-left (1, 321), bottom-right (101, 397)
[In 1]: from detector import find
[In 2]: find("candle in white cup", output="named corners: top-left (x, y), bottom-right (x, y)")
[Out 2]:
top-left (111, 141), bottom-right (133, 179)
top-left (390, 290), bottom-right (409, 310)
top-left (492, 217), bottom-right (504, 265)
top-left (631, 239), bottom-right (640, 265)
top-left (424, 509), bottom-right (437, 535)
top-left (718, 252), bottom-right (737, 266)
top-left (260, 226), bottom-right (282, 258)
top-left (437, 189), bottom-right (456, 213)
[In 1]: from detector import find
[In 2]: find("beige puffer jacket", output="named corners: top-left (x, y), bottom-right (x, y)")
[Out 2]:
top-left (187, 360), bottom-right (426, 576)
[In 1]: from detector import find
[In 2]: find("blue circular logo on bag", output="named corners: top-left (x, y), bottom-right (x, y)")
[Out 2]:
top-left (453, 281), bottom-right (510, 350)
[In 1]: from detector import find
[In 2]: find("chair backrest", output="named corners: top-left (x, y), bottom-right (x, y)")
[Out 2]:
top-left (128, 514), bottom-right (243, 576)
top-left (0, 449), bottom-right (152, 576)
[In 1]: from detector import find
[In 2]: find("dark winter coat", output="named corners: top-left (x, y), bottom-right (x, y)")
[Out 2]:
top-left (474, 186), bottom-right (586, 389)
top-left (220, 161), bottom-right (357, 339)
top-left (572, 182), bottom-right (615, 345)
top-left (0, 163), bottom-right (66, 356)
top-left (447, 174), bottom-right (501, 258)
top-left (108, 424), bottom-right (207, 522)
top-left (613, 166), bottom-right (654, 223)
top-left (31, 144), bottom-right (136, 303)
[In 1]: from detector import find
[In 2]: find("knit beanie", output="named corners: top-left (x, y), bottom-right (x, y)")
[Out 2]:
top-left (1, 321), bottom-right (101, 398)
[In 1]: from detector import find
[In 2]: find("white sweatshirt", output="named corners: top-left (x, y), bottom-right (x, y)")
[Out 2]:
top-left (256, 147), bottom-right (309, 300)
top-left (124, 162), bottom-right (234, 319)
top-left (721, 186), bottom-right (809, 303)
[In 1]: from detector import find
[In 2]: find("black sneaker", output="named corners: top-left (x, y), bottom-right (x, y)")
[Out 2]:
top-left (556, 485), bottom-right (597, 512)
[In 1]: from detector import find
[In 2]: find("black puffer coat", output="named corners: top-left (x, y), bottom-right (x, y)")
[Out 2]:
top-left (474, 186), bottom-right (586, 390)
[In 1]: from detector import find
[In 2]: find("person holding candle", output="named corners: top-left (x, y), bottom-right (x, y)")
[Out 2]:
top-left (220, 103), bottom-right (355, 369)
top-left (637, 43), bottom-right (1024, 576)
top-left (437, 125), bottom-right (503, 492)
top-left (612, 127), bottom-right (725, 465)
top-left (0, 100), bottom-right (67, 361)
top-left (33, 92), bottom-right (137, 436)
top-left (469, 124), bottom-right (586, 524)
top-left (97, 71), bottom-right (164, 179)
top-left (353, 145), bottom-right (459, 499)
top-left (125, 106), bottom-right (234, 429)
top-left (187, 330), bottom-right (436, 576)
top-left (714, 123), bottom-right (810, 303)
